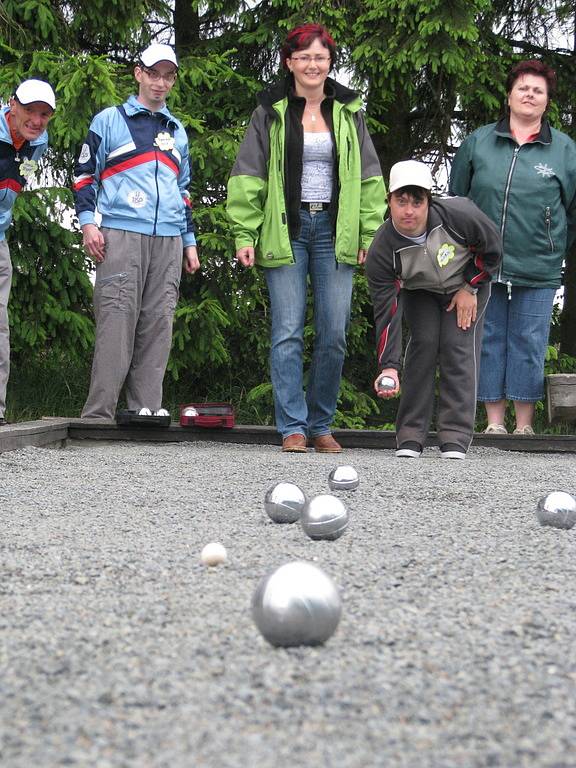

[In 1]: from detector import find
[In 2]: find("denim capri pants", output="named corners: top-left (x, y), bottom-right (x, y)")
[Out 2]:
top-left (478, 283), bottom-right (557, 402)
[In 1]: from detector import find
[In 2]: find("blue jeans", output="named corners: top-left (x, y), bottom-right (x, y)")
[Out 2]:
top-left (264, 210), bottom-right (354, 438)
top-left (478, 283), bottom-right (557, 402)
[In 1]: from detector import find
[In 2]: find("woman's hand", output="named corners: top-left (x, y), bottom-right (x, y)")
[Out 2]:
top-left (447, 288), bottom-right (477, 330)
top-left (236, 246), bottom-right (255, 267)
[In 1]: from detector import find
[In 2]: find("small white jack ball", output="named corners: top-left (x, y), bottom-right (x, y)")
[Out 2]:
top-left (201, 542), bottom-right (227, 566)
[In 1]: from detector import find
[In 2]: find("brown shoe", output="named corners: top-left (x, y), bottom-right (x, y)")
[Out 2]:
top-left (282, 433), bottom-right (307, 453)
top-left (311, 434), bottom-right (342, 453)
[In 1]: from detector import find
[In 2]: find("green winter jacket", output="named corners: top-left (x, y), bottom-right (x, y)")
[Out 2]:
top-left (226, 77), bottom-right (386, 267)
top-left (450, 117), bottom-right (576, 288)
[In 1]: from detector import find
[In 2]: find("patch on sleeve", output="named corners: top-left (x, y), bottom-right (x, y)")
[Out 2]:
top-left (78, 143), bottom-right (91, 164)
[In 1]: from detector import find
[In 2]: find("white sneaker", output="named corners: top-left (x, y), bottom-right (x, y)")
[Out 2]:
top-left (484, 423), bottom-right (507, 434)
top-left (441, 449), bottom-right (466, 460)
top-left (513, 425), bottom-right (535, 436)
top-left (395, 442), bottom-right (422, 458)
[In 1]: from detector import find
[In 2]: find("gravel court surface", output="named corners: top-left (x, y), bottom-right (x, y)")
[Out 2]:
top-left (1, 439), bottom-right (576, 768)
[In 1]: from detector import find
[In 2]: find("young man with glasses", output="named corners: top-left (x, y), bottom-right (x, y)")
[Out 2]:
top-left (0, 79), bottom-right (56, 426)
top-left (74, 43), bottom-right (199, 420)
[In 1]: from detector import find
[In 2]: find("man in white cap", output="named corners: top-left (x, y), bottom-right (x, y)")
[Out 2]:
top-left (74, 43), bottom-right (199, 419)
top-left (0, 79), bottom-right (56, 426)
top-left (365, 160), bottom-right (502, 459)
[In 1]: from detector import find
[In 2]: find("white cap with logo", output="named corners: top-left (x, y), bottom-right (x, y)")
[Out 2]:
top-left (14, 79), bottom-right (56, 110)
top-left (140, 43), bottom-right (178, 69)
top-left (389, 160), bottom-right (433, 193)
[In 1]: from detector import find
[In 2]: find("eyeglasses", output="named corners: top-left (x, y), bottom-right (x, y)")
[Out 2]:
top-left (141, 66), bottom-right (178, 84)
top-left (290, 55), bottom-right (331, 65)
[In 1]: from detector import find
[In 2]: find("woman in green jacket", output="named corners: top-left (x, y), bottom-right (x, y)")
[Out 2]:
top-left (227, 23), bottom-right (385, 452)
top-left (450, 59), bottom-right (576, 436)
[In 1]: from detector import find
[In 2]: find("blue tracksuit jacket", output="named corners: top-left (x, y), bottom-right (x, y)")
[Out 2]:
top-left (73, 95), bottom-right (196, 247)
top-left (0, 106), bottom-right (49, 241)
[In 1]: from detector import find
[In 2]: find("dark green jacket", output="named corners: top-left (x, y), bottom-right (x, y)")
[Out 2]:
top-left (226, 77), bottom-right (386, 267)
top-left (450, 117), bottom-right (576, 288)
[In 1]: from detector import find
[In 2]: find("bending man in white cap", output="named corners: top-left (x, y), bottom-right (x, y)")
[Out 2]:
top-left (74, 43), bottom-right (199, 419)
top-left (0, 79), bottom-right (56, 426)
top-left (365, 160), bottom-right (502, 459)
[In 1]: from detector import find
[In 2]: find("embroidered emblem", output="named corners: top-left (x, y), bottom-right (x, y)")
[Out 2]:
top-left (436, 243), bottom-right (455, 268)
top-left (534, 163), bottom-right (554, 178)
top-left (127, 190), bottom-right (147, 209)
top-left (18, 158), bottom-right (38, 179)
top-left (78, 143), bottom-right (91, 164)
top-left (154, 132), bottom-right (175, 151)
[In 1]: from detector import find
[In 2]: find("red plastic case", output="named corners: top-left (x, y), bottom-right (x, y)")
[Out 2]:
top-left (179, 402), bottom-right (235, 429)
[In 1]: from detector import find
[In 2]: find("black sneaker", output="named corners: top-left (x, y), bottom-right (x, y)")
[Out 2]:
top-left (395, 441), bottom-right (422, 458)
top-left (440, 443), bottom-right (466, 460)
top-left (0, 418), bottom-right (7, 427)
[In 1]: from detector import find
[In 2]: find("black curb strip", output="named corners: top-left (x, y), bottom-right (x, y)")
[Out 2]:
top-left (0, 417), bottom-right (575, 454)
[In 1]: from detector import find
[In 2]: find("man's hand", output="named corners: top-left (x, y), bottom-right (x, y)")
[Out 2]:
top-left (446, 288), bottom-right (477, 330)
top-left (357, 248), bottom-right (367, 265)
top-left (184, 245), bottom-right (199, 274)
top-left (82, 223), bottom-right (106, 263)
top-left (374, 368), bottom-right (400, 398)
top-left (236, 246), bottom-right (255, 267)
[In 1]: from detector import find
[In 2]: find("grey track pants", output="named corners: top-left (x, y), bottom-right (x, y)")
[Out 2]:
top-left (396, 284), bottom-right (490, 451)
top-left (82, 228), bottom-right (182, 419)
top-left (0, 239), bottom-right (11, 418)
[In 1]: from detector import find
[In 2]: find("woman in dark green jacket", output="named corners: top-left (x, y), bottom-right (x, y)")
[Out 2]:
top-left (227, 24), bottom-right (385, 452)
top-left (450, 59), bottom-right (576, 436)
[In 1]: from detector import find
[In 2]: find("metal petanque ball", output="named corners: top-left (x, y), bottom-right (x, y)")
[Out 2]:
top-left (536, 491), bottom-right (576, 530)
top-left (251, 561), bottom-right (342, 647)
top-left (264, 482), bottom-right (306, 524)
top-left (328, 465), bottom-right (359, 492)
top-left (301, 494), bottom-right (349, 541)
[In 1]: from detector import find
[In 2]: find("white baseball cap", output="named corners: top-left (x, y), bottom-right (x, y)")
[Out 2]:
top-left (14, 79), bottom-right (56, 110)
top-left (139, 43), bottom-right (178, 69)
top-left (389, 160), bottom-right (433, 193)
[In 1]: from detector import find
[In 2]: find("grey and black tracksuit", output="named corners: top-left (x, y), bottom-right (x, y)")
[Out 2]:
top-left (365, 196), bottom-right (502, 451)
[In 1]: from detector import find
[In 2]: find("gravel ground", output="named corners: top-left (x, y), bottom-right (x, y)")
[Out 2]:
top-left (1, 439), bottom-right (576, 768)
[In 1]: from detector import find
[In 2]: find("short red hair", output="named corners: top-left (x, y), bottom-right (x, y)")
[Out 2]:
top-left (506, 60), bottom-right (557, 98)
top-left (280, 24), bottom-right (336, 70)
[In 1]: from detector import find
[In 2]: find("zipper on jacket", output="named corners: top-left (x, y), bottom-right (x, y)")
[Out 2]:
top-left (153, 150), bottom-right (160, 236)
top-left (498, 146), bottom-right (520, 283)
top-left (544, 206), bottom-right (554, 251)
top-left (507, 280), bottom-right (512, 300)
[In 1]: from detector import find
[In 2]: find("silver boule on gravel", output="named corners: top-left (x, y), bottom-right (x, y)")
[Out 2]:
top-left (251, 561), bottom-right (342, 647)
top-left (328, 465), bottom-right (359, 492)
top-left (536, 491), bottom-right (576, 530)
top-left (301, 494), bottom-right (349, 541)
top-left (264, 482), bottom-right (306, 524)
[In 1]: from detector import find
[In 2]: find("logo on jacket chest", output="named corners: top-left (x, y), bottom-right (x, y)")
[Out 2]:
top-left (534, 163), bottom-right (554, 178)
top-left (18, 158), bottom-right (38, 180)
top-left (154, 131), bottom-right (175, 152)
top-left (436, 243), bottom-right (456, 268)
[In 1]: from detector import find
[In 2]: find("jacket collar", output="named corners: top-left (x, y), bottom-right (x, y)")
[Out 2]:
top-left (494, 115), bottom-right (552, 145)
top-left (123, 94), bottom-right (175, 122)
top-left (258, 75), bottom-right (359, 113)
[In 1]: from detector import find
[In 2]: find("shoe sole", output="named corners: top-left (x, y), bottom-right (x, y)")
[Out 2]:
top-left (395, 449), bottom-right (421, 458)
top-left (441, 451), bottom-right (466, 460)
top-left (282, 446), bottom-right (307, 453)
top-left (314, 447), bottom-right (342, 453)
